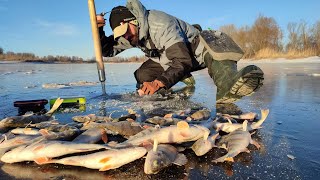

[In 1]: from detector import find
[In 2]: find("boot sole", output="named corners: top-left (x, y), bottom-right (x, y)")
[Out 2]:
top-left (216, 70), bottom-right (264, 104)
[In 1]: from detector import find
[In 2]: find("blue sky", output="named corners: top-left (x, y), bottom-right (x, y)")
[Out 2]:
top-left (0, 0), bottom-right (319, 59)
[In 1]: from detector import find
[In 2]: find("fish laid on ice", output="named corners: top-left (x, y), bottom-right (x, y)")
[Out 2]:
top-left (11, 128), bottom-right (41, 136)
top-left (0, 135), bottom-right (44, 158)
top-left (0, 98), bottom-right (63, 132)
top-left (191, 133), bottom-right (219, 156)
top-left (113, 121), bottom-right (210, 148)
top-left (102, 121), bottom-right (145, 138)
top-left (36, 147), bottom-right (147, 171)
top-left (187, 109), bottom-right (211, 121)
top-left (229, 112), bottom-right (258, 121)
top-left (72, 114), bottom-right (113, 123)
top-left (39, 127), bottom-right (80, 141)
top-left (72, 127), bottom-right (108, 144)
top-left (1, 140), bottom-right (110, 163)
top-left (1, 162), bottom-right (111, 180)
top-left (42, 81), bottom-right (98, 89)
top-left (144, 139), bottom-right (187, 174)
top-left (212, 121), bottom-right (260, 163)
top-left (81, 121), bottom-right (145, 138)
top-left (212, 109), bottom-right (269, 133)
top-left (0, 132), bottom-right (16, 143)
top-left (145, 116), bottom-right (183, 126)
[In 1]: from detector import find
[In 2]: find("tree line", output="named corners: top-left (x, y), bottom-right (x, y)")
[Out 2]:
top-left (219, 15), bottom-right (320, 59)
top-left (0, 48), bottom-right (145, 63)
top-left (1, 15), bottom-right (319, 61)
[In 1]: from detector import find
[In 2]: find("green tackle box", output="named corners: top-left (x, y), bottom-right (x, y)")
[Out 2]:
top-left (50, 96), bottom-right (86, 111)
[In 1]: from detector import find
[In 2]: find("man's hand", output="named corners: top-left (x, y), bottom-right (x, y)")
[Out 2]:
top-left (96, 14), bottom-right (106, 27)
top-left (138, 80), bottom-right (165, 96)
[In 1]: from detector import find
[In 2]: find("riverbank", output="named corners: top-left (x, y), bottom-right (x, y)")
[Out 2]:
top-left (1, 56), bottom-right (320, 64)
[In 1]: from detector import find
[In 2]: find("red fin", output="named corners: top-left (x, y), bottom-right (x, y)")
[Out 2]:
top-left (33, 145), bottom-right (45, 152)
top-left (101, 130), bottom-right (108, 144)
top-left (34, 157), bottom-right (50, 165)
top-left (99, 164), bottom-right (113, 171)
top-left (177, 121), bottom-right (189, 130)
top-left (142, 125), bottom-right (151, 129)
top-left (225, 157), bottom-right (234, 162)
top-left (13, 139), bottom-right (25, 144)
top-left (99, 157), bottom-right (111, 163)
top-left (126, 118), bottom-right (135, 122)
top-left (39, 129), bottom-right (50, 136)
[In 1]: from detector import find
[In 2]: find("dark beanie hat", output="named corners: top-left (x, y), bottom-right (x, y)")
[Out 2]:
top-left (109, 6), bottom-right (136, 31)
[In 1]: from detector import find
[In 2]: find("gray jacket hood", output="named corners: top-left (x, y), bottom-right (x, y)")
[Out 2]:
top-left (126, 0), bottom-right (149, 41)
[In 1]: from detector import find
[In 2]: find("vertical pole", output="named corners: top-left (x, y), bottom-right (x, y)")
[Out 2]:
top-left (88, 0), bottom-right (106, 95)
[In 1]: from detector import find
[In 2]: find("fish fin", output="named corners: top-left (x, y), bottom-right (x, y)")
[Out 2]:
top-left (242, 120), bottom-right (248, 131)
top-left (143, 143), bottom-right (153, 151)
top-left (164, 113), bottom-right (173, 118)
top-left (210, 133), bottom-right (220, 146)
top-left (83, 121), bottom-right (91, 127)
top-left (177, 121), bottom-right (190, 137)
top-left (203, 131), bottom-right (209, 140)
top-left (251, 109), bottom-right (270, 129)
top-left (153, 139), bottom-right (158, 152)
top-left (250, 140), bottom-right (260, 149)
top-left (33, 144), bottom-right (45, 152)
top-left (142, 125), bottom-right (151, 129)
top-left (250, 131), bottom-right (257, 136)
top-left (34, 157), bottom-right (51, 165)
top-left (244, 148), bottom-right (250, 153)
top-left (225, 157), bottom-right (234, 162)
top-left (101, 129), bottom-right (108, 144)
top-left (173, 153), bottom-right (188, 166)
top-left (99, 157), bottom-right (111, 163)
top-left (99, 164), bottom-right (113, 171)
top-left (142, 140), bottom-right (153, 149)
top-left (13, 139), bottom-right (25, 144)
top-left (46, 97), bottom-right (64, 115)
top-left (39, 129), bottom-right (50, 136)
top-left (226, 118), bottom-right (233, 124)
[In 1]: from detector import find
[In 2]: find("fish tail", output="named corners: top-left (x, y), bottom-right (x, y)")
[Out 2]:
top-left (46, 97), bottom-right (64, 115)
top-left (251, 109), bottom-right (269, 130)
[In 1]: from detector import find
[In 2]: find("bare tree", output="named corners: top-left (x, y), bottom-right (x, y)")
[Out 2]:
top-left (310, 20), bottom-right (320, 55)
top-left (286, 22), bottom-right (299, 51)
top-left (250, 15), bottom-right (283, 53)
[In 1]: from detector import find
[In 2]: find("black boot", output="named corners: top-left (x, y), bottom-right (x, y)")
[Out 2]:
top-left (204, 53), bottom-right (264, 104)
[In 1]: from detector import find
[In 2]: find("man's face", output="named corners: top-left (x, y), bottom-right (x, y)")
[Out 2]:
top-left (123, 23), bottom-right (139, 46)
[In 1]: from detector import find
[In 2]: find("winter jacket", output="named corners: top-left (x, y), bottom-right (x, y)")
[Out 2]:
top-left (100, 0), bottom-right (206, 88)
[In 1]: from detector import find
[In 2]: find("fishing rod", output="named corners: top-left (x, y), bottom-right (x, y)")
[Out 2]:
top-left (88, 0), bottom-right (106, 95)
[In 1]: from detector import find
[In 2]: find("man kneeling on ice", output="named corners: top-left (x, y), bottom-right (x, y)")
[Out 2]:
top-left (97, 0), bottom-right (264, 104)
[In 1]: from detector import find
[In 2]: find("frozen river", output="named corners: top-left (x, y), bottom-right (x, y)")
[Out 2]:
top-left (0, 58), bottom-right (320, 179)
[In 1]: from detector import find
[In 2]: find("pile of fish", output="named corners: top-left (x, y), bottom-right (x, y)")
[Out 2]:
top-left (0, 98), bottom-right (270, 174)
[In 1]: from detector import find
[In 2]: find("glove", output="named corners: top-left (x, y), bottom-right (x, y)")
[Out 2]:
top-left (96, 14), bottom-right (106, 27)
top-left (139, 80), bottom-right (165, 96)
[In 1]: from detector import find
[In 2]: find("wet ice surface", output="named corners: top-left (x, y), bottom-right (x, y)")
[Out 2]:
top-left (0, 59), bottom-right (320, 179)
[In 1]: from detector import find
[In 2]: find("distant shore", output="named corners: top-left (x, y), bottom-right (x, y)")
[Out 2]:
top-left (1, 56), bottom-right (320, 64)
